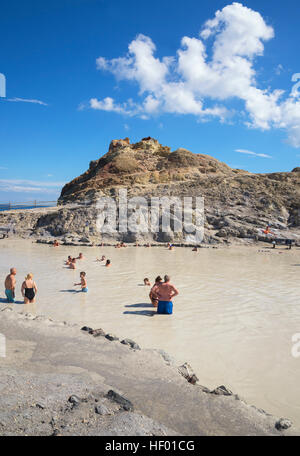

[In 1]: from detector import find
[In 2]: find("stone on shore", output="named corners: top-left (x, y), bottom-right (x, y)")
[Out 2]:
top-left (90, 328), bottom-right (106, 337)
top-left (178, 362), bottom-right (199, 384)
top-left (68, 395), bottom-right (81, 406)
top-left (81, 326), bottom-right (93, 333)
top-left (107, 390), bottom-right (133, 411)
top-left (121, 339), bottom-right (140, 350)
top-left (95, 404), bottom-right (110, 416)
top-left (275, 418), bottom-right (293, 430)
top-left (211, 385), bottom-right (233, 396)
top-left (105, 334), bottom-right (119, 342)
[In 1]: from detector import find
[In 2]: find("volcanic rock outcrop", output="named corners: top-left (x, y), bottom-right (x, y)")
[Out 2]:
top-left (1, 137), bottom-right (299, 244)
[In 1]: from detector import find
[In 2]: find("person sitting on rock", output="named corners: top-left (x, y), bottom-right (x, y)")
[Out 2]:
top-left (53, 240), bottom-right (59, 247)
top-left (74, 271), bottom-right (88, 292)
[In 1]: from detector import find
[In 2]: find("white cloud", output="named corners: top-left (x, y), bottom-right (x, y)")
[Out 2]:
top-left (89, 2), bottom-right (300, 147)
top-left (235, 148), bottom-right (272, 158)
top-left (0, 179), bottom-right (64, 194)
top-left (275, 64), bottom-right (284, 75)
top-left (6, 97), bottom-right (48, 106)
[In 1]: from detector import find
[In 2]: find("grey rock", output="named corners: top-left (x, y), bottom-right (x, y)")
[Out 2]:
top-left (275, 418), bottom-right (292, 430)
top-left (105, 334), bottom-right (119, 342)
top-left (107, 390), bottom-right (133, 411)
top-left (121, 339), bottom-right (140, 350)
top-left (79, 237), bottom-right (90, 243)
top-left (81, 326), bottom-right (93, 332)
top-left (178, 362), bottom-right (199, 384)
top-left (211, 385), bottom-right (233, 396)
top-left (95, 404), bottom-right (110, 415)
top-left (35, 402), bottom-right (46, 409)
top-left (68, 395), bottom-right (81, 405)
top-left (90, 328), bottom-right (106, 337)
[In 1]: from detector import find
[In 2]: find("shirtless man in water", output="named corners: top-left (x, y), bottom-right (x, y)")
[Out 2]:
top-left (151, 275), bottom-right (179, 315)
top-left (4, 268), bottom-right (17, 303)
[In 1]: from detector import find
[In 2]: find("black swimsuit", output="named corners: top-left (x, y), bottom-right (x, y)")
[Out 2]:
top-left (24, 285), bottom-right (35, 301)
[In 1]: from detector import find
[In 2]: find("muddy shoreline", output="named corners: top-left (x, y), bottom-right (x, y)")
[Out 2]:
top-left (0, 306), bottom-right (298, 436)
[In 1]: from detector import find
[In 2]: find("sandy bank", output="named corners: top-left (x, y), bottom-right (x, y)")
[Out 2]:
top-left (0, 307), bottom-right (298, 436)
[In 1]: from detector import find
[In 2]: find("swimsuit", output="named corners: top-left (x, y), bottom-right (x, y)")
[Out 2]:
top-left (157, 301), bottom-right (173, 315)
top-left (5, 289), bottom-right (14, 303)
top-left (24, 287), bottom-right (35, 301)
top-left (82, 287), bottom-right (88, 292)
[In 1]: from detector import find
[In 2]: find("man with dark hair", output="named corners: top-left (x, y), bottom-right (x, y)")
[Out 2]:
top-left (152, 275), bottom-right (179, 315)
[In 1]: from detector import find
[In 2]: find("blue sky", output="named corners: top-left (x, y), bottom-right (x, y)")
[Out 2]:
top-left (0, 0), bottom-right (299, 202)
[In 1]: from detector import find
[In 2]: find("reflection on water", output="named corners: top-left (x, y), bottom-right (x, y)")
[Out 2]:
top-left (1, 240), bottom-right (300, 425)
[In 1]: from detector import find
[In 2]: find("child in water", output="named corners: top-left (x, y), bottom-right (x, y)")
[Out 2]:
top-left (74, 271), bottom-right (88, 292)
top-left (144, 278), bottom-right (151, 286)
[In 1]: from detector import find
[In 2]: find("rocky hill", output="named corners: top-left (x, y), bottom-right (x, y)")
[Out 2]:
top-left (57, 137), bottom-right (300, 243)
top-left (1, 137), bottom-right (299, 244)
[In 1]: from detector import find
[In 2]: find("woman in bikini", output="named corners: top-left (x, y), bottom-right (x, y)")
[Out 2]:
top-left (21, 273), bottom-right (38, 304)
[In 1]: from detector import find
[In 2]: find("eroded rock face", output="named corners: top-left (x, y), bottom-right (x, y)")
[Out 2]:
top-left (56, 138), bottom-right (300, 242)
top-left (0, 138), bottom-right (299, 244)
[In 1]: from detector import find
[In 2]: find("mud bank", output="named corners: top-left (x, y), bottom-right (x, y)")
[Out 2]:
top-left (0, 307), bottom-right (298, 436)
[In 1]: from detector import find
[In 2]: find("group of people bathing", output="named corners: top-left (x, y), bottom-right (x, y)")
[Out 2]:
top-left (65, 253), bottom-right (111, 270)
top-left (4, 246), bottom-right (179, 315)
top-left (4, 269), bottom-right (179, 315)
top-left (65, 253), bottom-right (111, 293)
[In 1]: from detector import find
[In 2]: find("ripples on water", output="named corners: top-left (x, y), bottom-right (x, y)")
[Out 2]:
top-left (1, 240), bottom-right (300, 425)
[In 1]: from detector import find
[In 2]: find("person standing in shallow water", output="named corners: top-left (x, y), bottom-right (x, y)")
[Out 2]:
top-left (151, 275), bottom-right (179, 315)
top-left (4, 267), bottom-right (17, 303)
top-left (74, 272), bottom-right (88, 292)
top-left (21, 273), bottom-right (38, 304)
